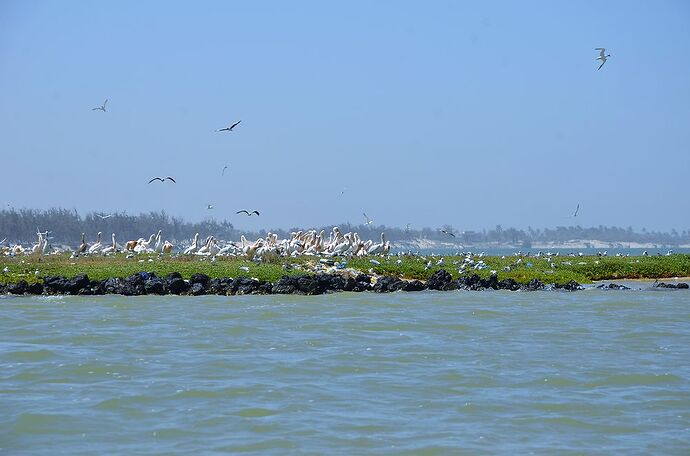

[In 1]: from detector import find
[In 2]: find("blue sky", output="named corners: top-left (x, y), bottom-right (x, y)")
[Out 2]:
top-left (1, 0), bottom-right (689, 232)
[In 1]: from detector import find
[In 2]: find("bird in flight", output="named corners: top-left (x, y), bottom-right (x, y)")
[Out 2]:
top-left (222, 165), bottom-right (229, 176)
top-left (440, 229), bottom-right (456, 237)
top-left (148, 176), bottom-right (176, 184)
top-left (236, 210), bottom-right (260, 216)
top-left (207, 204), bottom-right (214, 210)
top-left (96, 214), bottom-right (113, 219)
top-left (363, 213), bottom-right (373, 225)
top-left (216, 120), bottom-right (241, 132)
top-left (595, 48), bottom-right (610, 70)
top-left (573, 203), bottom-right (580, 217)
top-left (92, 99), bottom-right (108, 112)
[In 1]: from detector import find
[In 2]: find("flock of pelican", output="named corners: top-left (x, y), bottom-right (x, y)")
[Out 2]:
top-left (0, 227), bottom-right (391, 261)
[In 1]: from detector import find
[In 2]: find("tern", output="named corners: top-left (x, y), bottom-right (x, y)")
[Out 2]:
top-left (236, 210), bottom-right (260, 216)
top-left (216, 120), bottom-right (241, 132)
top-left (363, 213), bottom-right (373, 225)
top-left (573, 203), bottom-right (580, 217)
top-left (595, 48), bottom-right (610, 70)
top-left (148, 176), bottom-right (176, 184)
top-left (92, 99), bottom-right (108, 112)
top-left (440, 229), bottom-right (456, 237)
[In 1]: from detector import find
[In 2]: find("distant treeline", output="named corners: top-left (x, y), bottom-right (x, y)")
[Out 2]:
top-left (1, 208), bottom-right (688, 246)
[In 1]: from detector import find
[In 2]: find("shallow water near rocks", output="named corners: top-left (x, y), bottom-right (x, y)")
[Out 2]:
top-left (2, 290), bottom-right (689, 454)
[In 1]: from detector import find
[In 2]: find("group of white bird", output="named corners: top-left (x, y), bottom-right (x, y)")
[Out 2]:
top-left (1, 227), bottom-right (391, 261)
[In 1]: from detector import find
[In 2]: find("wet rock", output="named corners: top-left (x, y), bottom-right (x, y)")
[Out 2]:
top-left (297, 275), bottom-right (323, 295)
top-left (64, 274), bottom-right (91, 294)
top-left (190, 273), bottom-right (210, 287)
top-left (327, 274), bottom-right (348, 291)
top-left (231, 277), bottom-right (260, 295)
top-left (402, 280), bottom-right (426, 292)
top-left (596, 283), bottom-right (631, 290)
top-left (523, 278), bottom-right (545, 291)
top-left (7, 280), bottom-right (28, 294)
top-left (498, 278), bottom-right (521, 291)
top-left (256, 282), bottom-right (274, 294)
top-left (144, 277), bottom-right (166, 295)
top-left (43, 276), bottom-right (67, 294)
top-left (374, 276), bottom-right (406, 293)
top-left (677, 283), bottom-right (689, 289)
top-left (166, 276), bottom-right (190, 295)
top-left (166, 272), bottom-right (183, 281)
top-left (208, 278), bottom-right (233, 295)
top-left (27, 282), bottom-right (44, 294)
top-left (458, 274), bottom-right (482, 290)
top-left (427, 269), bottom-right (452, 290)
top-left (272, 276), bottom-right (298, 294)
top-left (315, 274), bottom-right (334, 292)
top-left (553, 280), bottom-right (582, 291)
top-left (479, 274), bottom-right (499, 290)
top-left (189, 282), bottom-right (206, 296)
top-left (352, 274), bottom-right (373, 292)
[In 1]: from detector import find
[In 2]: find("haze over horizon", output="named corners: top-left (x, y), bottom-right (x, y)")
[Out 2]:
top-left (1, 1), bottom-right (689, 233)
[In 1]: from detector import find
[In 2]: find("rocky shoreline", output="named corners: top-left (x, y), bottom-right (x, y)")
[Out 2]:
top-left (1, 269), bottom-right (687, 296)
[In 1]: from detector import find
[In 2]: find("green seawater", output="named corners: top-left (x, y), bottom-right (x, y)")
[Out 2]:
top-left (1, 289), bottom-right (689, 454)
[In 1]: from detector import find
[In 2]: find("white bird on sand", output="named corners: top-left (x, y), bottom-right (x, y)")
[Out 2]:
top-left (101, 233), bottom-right (118, 255)
top-left (183, 233), bottom-right (200, 255)
top-left (88, 232), bottom-right (103, 254)
top-left (92, 99), bottom-right (108, 112)
top-left (595, 48), bottom-right (610, 70)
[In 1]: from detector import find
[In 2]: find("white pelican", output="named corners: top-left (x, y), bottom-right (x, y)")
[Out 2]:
top-left (88, 232), bottom-right (103, 254)
top-left (367, 232), bottom-right (386, 255)
top-left (101, 233), bottom-right (118, 255)
top-left (183, 233), bottom-right (200, 255)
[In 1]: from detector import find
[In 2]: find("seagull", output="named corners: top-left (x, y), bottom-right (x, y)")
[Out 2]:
top-left (363, 213), bottom-right (373, 225)
top-left (236, 210), bottom-right (260, 216)
top-left (96, 214), bottom-right (113, 219)
top-left (595, 48), bottom-right (610, 70)
top-left (92, 99), bottom-right (108, 112)
top-left (207, 204), bottom-right (214, 210)
top-left (573, 203), bottom-right (580, 217)
top-left (440, 229), bottom-right (456, 237)
top-left (222, 165), bottom-right (229, 176)
top-left (216, 120), bottom-right (241, 132)
top-left (340, 187), bottom-right (347, 196)
top-left (148, 176), bottom-right (176, 184)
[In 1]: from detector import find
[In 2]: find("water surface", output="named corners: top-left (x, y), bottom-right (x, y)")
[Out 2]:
top-left (2, 290), bottom-right (689, 454)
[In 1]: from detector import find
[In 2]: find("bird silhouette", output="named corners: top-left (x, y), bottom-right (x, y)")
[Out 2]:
top-left (148, 176), bottom-right (176, 184)
top-left (216, 120), bottom-right (241, 132)
top-left (236, 210), bottom-right (260, 216)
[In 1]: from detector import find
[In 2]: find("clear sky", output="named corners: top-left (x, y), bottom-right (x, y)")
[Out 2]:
top-left (1, 0), bottom-right (689, 233)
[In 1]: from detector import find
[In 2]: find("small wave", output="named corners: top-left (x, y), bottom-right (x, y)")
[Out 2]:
top-left (236, 407), bottom-right (279, 418)
top-left (5, 349), bottom-right (56, 362)
top-left (586, 373), bottom-right (682, 387)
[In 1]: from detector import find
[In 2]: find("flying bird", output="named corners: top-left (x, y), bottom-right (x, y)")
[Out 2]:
top-left (595, 48), bottom-right (610, 70)
top-left (236, 210), bottom-right (260, 216)
top-left (222, 165), bottom-right (229, 176)
top-left (207, 204), bottom-right (214, 210)
top-left (92, 99), bottom-right (108, 112)
top-left (363, 213), bottom-right (373, 225)
top-left (440, 229), bottom-right (456, 237)
top-left (573, 203), bottom-right (580, 217)
top-left (96, 214), bottom-right (113, 219)
top-left (148, 176), bottom-right (176, 184)
top-left (216, 120), bottom-right (241, 132)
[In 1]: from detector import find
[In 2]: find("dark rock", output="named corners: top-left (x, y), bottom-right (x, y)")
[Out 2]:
top-left (374, 276), bottom-right (406, 293)
top-left (190, 273), bottom-right (210, 287)
top-left (231, 277), bottom-right (260, 295)
top-left (596, 283), bottom-right (631, 290)
top-left (144, 277), bottom-right (166, 295)
top-left (479, 274), bottom-right (499, 290)
top-left (122, 274), bottom-right (146, 296)
top-left (208, 278), bottom-right (233, 295)
top-left (102, 278), bottom-right (122, 294)
top-left (167, 277), bottom-right (190, 295)
top-left (272, 276), bottom-right (298, 294)
top-left (523, 278), bottom-right (545, 291)
top-left (327, 274), bottom-right (348, 291)
top-left (43, 276), bottom-right (67, 293)
top-left (315, 274), bottom-right (333, 292)
top-left (165, 272), bottom-right (183, 281)
top-left (342, 276), bottom-right (357, 292)
top-left (189, 282), bottom-right (206, 296)
top-left (458, 274), bottom-right (482, 290)
top-left (297, 275), bottom-right (323, 295)
top-left (498, 278), bottom-right (521, 291)
top-left (7, 280), bottom-right (28, 294)
top-left (677, 283), bottom-right (689, 289)
top-left (354, 274), bottom-right (372, 284)
top-left (256, 281), bottom-right (273, 294)
top-left (402, 280), bottom-right (426, 292)
top-left (427, 269), bottom-right (452, 290)
top-left (553, 280), bottom-right (582, 291)
top-left (64, 274), bottom-right (91, 294)
top-left (27, 282), bottom-right (44, 294)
